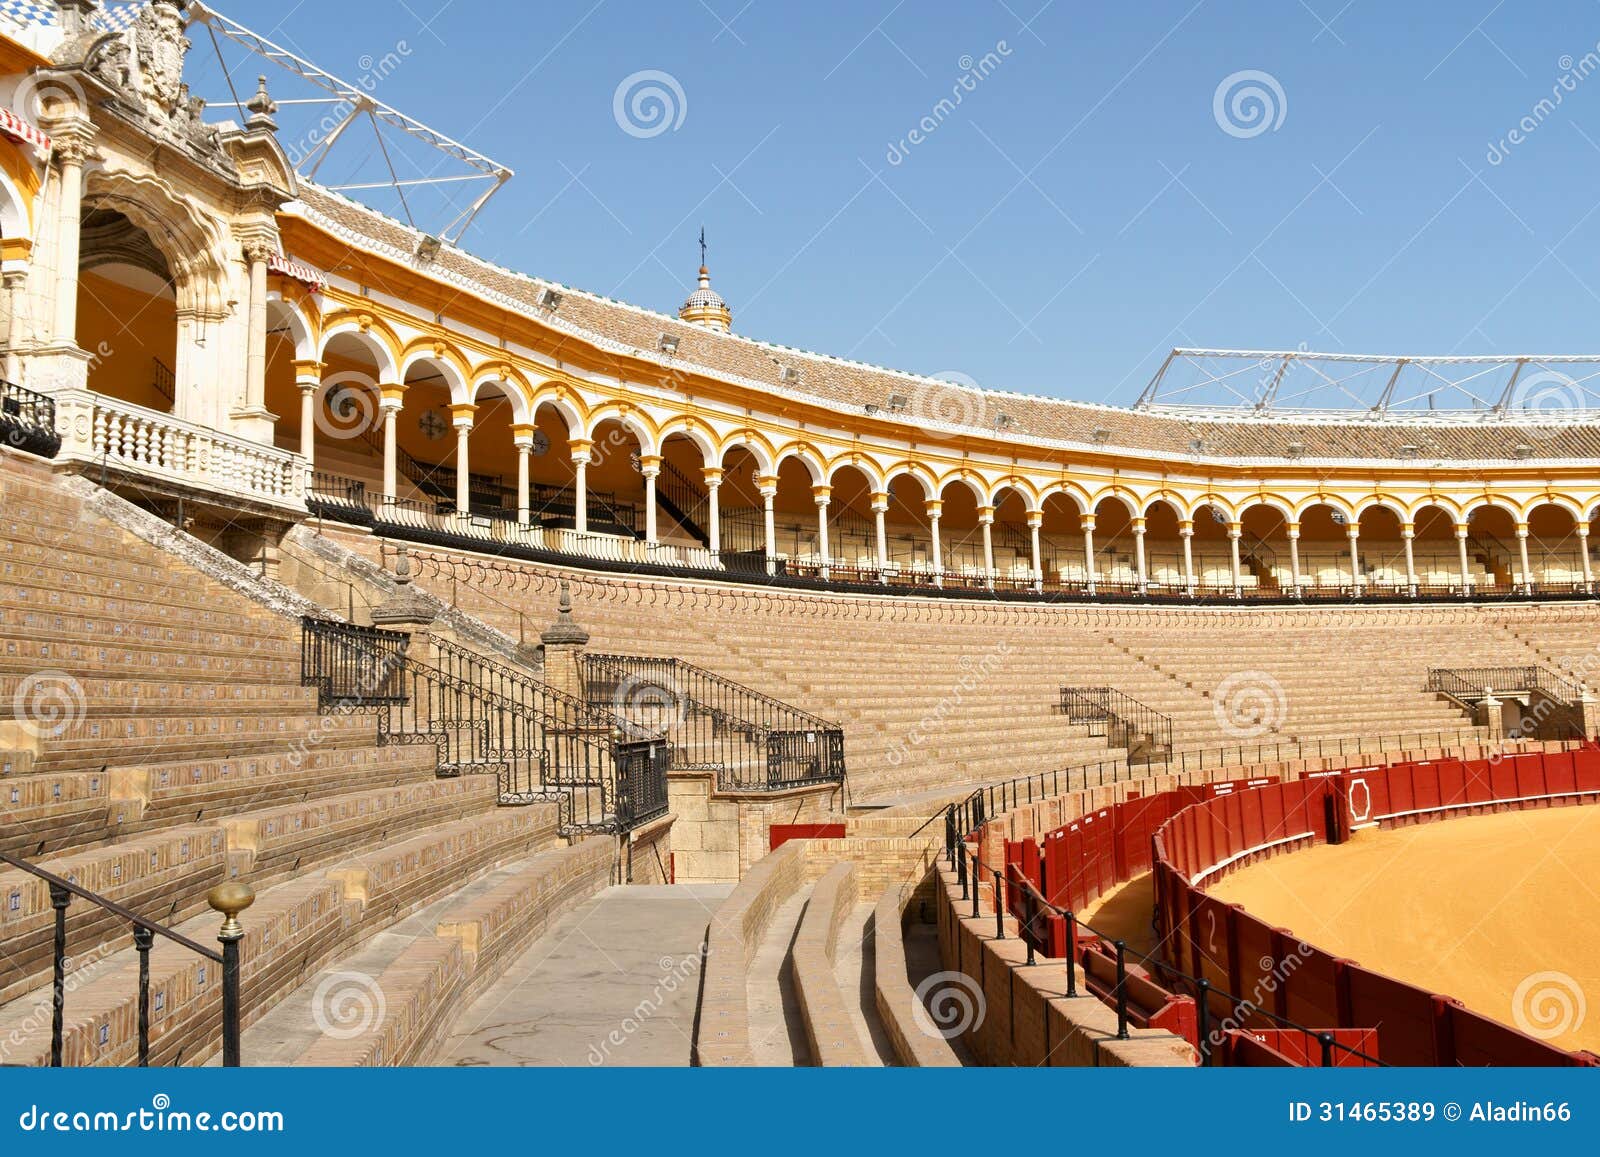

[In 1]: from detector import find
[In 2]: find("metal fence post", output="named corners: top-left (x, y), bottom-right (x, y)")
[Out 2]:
top-left (1063, 912), bottom-right (1077, 997)
top-left (1114, 939), bottom-right (1130, 1039)
top-left (48, 883), bottom-right (69, 1068)
top-left (993, 870), bottom-right (1004, 940)
top-left (208, 883), bottom-right (255, 1068)
top-left (1195, 977), bottom-right (1211, 1067)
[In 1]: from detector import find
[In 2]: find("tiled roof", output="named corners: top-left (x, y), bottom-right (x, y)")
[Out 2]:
top-left (290, 184), bottom-right (1600, 465)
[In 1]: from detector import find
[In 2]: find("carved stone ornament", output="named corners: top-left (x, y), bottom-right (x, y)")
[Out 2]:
top-left (134, 0), bottom-right (191, 116)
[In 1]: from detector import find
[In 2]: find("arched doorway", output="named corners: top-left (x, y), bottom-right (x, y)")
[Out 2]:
top-left (75, 208), bottom-right (177, 412)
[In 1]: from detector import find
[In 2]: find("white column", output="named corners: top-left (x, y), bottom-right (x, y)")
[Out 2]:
top-left (1579, 523), bottom-right (1593, 592)
top-left (242, 242), bottom-right (271, 414)
top-left (977, 505), bottom-right (995, 589)
top-left (50, 136), bottom-right (91, 346)
top-left (1347, 525), bottom-right (1363, 592)
top-left (1402, 523), bottom-right (1418, 595)
top-left (702, 467), bottom-right (723, 552)
top-left (378, 385), bottom-right (404, 507)
top-left (926, 499), bottom-right (944, 588)
top-left (1180, 521), bottom-right (1196, 596)
top-left (1287, 523), bottom-right (1302, 596)
top-left (641, 454), bottom-right (661, 544)
top-left (1132, 517), bottom-right (1148, 595)
top-left (813, 485), bottom-right (831, 578)
top-left (1081, 514), bottom-right (1098, 595)
top-left (1227, 522), bottom-right (1243, 598)
top-left (1027, 511), bottom-right (1043, 593)
top-left (1516, 523), bottom-right (1534, 593)
top-left (295, 374), bottom-right (318, 464)
top-left (572, 442), bottom-right (592, 533)
top-left (758, 474), bottom-right (778, 573)
top-left (1456, 523), bottom-right (1472, 593)
top-left (450, 404), bottom-right (475, 516)
top-left (512, 424), bottom-right (534, 526)
top-left (3, 269), bottom-right (28, 382)
top-left (870, 491), bottom-right (889, 575)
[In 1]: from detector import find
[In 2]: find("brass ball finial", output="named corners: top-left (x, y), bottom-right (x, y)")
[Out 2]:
top-left (207, 881), bottom-right (255, 941)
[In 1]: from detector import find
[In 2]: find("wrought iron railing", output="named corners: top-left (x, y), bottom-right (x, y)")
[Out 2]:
top-left (300, 618), bottom-right (669, 832)
top-left (582, 652), bottom-right (845, 792)
top-left (1426, 665), bottom-right (1583, 702)
top-left (1059, 686), bottom-right (1173, 764)
top-left (307, 470), bottom-right (372, 523)
top-left (0, 849), bottom-right (248, 1067)
top-left (0, 379), bottom-right (60, 458)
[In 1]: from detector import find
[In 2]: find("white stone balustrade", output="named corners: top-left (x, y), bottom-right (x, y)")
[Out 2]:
top-left (49, 388), bottom-right (307, 511)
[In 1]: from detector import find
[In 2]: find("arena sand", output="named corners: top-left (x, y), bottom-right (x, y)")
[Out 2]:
top-left (1206, 805), bottom-right (1600, 1053)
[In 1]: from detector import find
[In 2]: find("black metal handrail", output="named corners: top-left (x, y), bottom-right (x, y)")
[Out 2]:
top-left (0, 849), bottom-right (245, 1068)
top-left (0, 379), bottom-right (61, 458)
top-left (300, 618), bottom-right (667, 832)
top-left (950, 724), bottom-right (1509, 825)
top-left (1059, 686), bottom-right (1173, 764)
top-left (655, 459), bottom-right (709, 542)
top-left (945, 839), bottom-right (1386, 1067)
top-left (582, 652), bottom-right (845, 792)
top-left (307, 470), bottom-right (369, 515)
top-left (1426, 664), bottom-right (1583, 702)
top-left (429, 634), bottom-right (657, 743)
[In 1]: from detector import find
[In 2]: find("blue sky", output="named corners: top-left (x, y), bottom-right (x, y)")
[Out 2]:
top-left (234, 0), bottom-right (1600, 406)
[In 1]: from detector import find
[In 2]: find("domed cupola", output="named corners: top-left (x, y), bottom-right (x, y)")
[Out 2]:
top-left (678, 228), bottom-right (732, 332)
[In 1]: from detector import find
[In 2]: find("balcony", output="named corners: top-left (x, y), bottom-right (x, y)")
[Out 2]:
top-left (49, 388), bottom-right (307, 513)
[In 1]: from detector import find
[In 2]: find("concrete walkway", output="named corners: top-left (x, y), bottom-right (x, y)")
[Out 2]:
top-left (437, 883), bottom-right (731, 1067)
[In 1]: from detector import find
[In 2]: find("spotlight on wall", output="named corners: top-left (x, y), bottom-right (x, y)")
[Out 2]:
top-left (993, 413), bottom-right (1013, 430)
top-left (537, 287), bottom-right (562, 310)
top-left (1398, 443), bottom-right (1420, 460)
top-left (779, 366), bottom-right (801, 385)
top-left (1286, 440), bottom-right (1305, 459)
top-left (1090, 427), bottom-right (1110, 445)
top-left (1513, 443), bottom-right (1535, 459)
top-left (1189, 437), bottom-right (1207, 455)
top-left (658, 333), bottom-right (679, 355)
top-left (885, 393), bottom-right (909, 413)
top-left (415, 234), bottom-right (442, 263)
top-left (864, 403), bottom-right (880, 415)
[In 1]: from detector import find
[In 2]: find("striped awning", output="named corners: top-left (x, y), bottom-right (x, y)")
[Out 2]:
top-left (0, 107), bottom-right (50, 152)
top-left (267, 253), bottom-right (324, 292)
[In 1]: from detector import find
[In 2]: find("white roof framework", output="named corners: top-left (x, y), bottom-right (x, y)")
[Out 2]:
top-left (1138, 349), bottom-right (1600, 422)
top-left (185, 2), bottom-right (511, 243)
